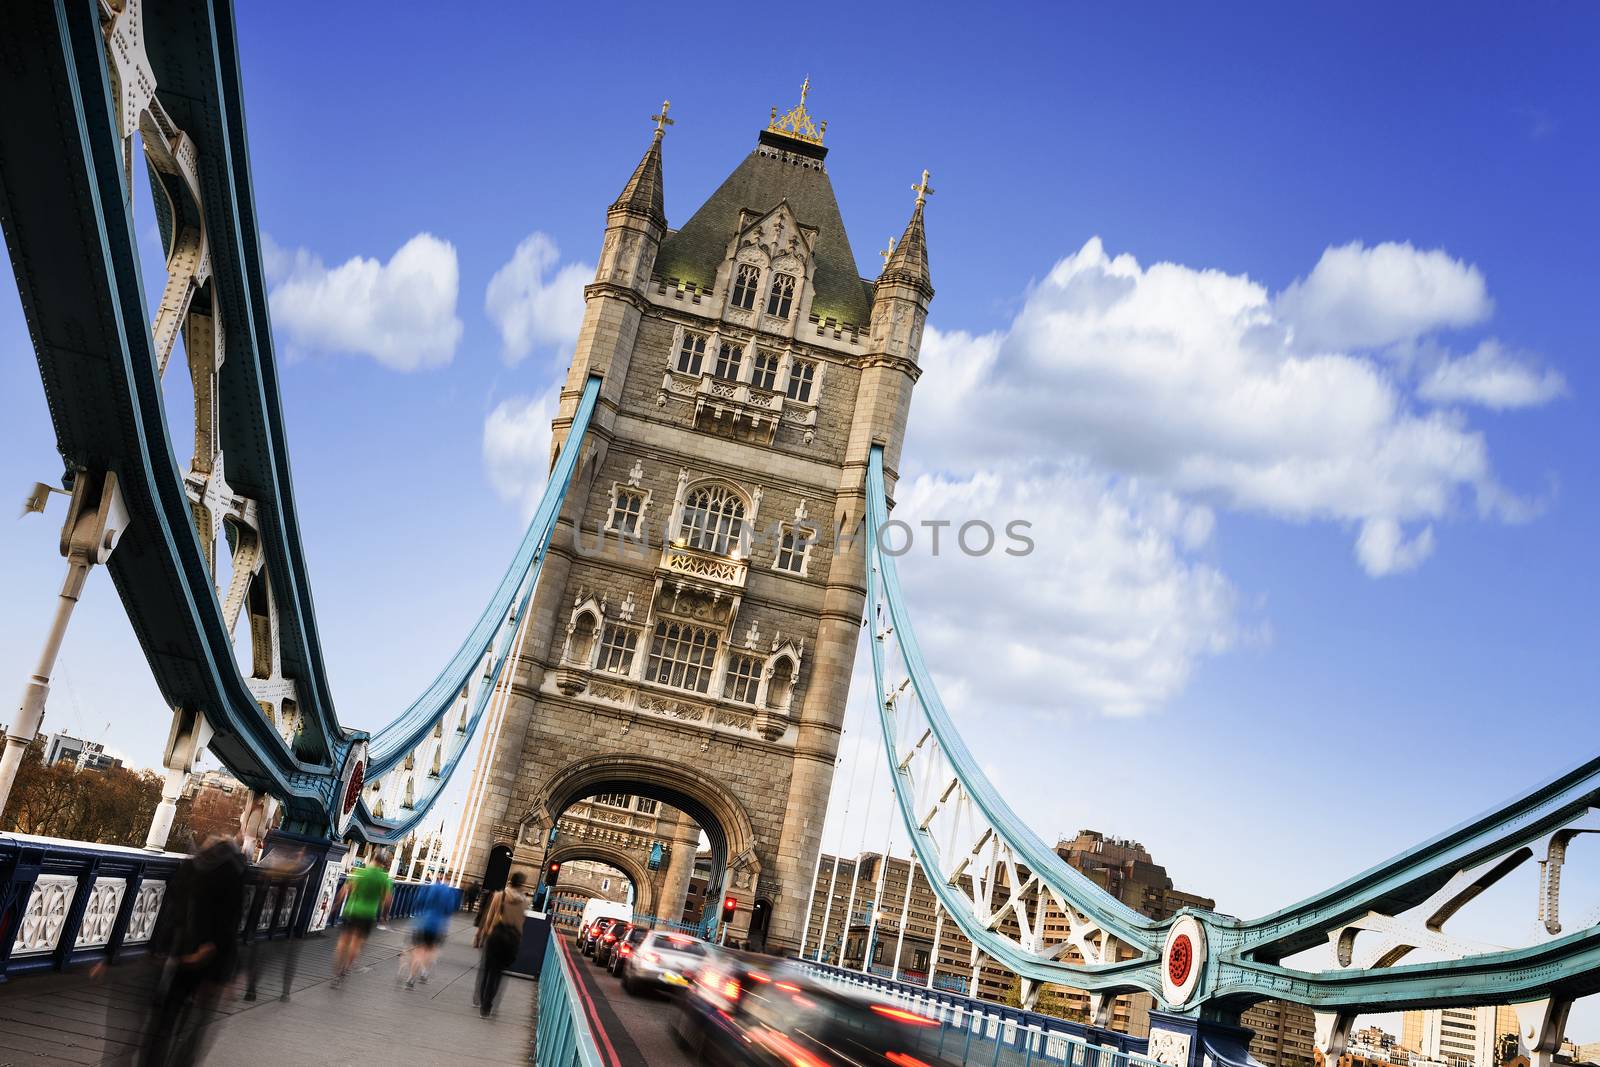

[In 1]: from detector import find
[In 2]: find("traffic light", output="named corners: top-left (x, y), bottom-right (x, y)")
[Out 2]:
top-left (546, 860), bottom-right (561, 885)
top-left (721, 896), bottom-right (737, 924)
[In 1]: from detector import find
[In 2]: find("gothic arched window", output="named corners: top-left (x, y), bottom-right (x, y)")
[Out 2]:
top-left (647, 621), bottom-right (719, 693)
top-left (766, 273), bottom-right (796, 318)
top-left (678, 485), bottom-right (746, 556)
top-left (731, 264), bottom-right (760, 311)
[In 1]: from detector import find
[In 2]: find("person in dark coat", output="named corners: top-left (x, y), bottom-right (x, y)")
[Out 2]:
top-left (138, 834), bottom-right (247, 1065)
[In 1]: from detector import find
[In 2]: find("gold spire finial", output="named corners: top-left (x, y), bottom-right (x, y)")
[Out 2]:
top-left (913, 169), bottom-right (935, 208)
top-left (651, 100), bottom-right (674, 139)
top-left (880, 236), bottom-right (897, 266)
top-left (768, 78), bottom-right (826, 146)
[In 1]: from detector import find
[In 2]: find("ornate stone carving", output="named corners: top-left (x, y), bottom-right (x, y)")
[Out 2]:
top-left (1147, 1028), bottom-right (1191, 1067)
top-left (14, 874), bottom-right (78, 957)
top-left (660, 544), bottom-right (749, 588)
top-left (712, 708), bottom-right (754, 730)
top-left (554, 665), bottom-right (591, 696)
top-left (124, 880), bottom-right (168, 944)
top-left (638, 694), bottom-right (708, 721)
top-left (589, 681), bottom-right (630, 703)
top-left (74, 877), bottom-right (128, 948)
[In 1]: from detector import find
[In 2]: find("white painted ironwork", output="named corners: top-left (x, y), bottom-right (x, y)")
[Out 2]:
top-left (308, 863), bottom-right (343, 933)
top-left (73, 876), bottom-right (128, 949)
top-left (13, 874), bottom-right (80, 957)
top-left (124, 880), bottom-right (167, 944)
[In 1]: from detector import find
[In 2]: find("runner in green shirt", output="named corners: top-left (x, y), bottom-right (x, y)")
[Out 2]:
top-left (332, 860), bottom-right (393, 986)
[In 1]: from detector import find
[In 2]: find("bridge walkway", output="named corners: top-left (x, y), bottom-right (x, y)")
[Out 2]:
top-left (0, 917), bottom-right (534, 1066)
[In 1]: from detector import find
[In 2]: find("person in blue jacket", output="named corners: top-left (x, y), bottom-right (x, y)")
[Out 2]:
top-left (403, 879), bottom-right (460, 988)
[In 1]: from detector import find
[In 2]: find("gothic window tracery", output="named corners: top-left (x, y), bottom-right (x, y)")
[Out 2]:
top-left (715, 338), bottom-right (744, 380)
top-left (678, 485), bottom-right (746, 556)
top-left (647, 620), bottom-right (719, 693)
top-left (731, 264), bottom-right (760, 311)
top-left (677, 330), bottom-right (708, 375)
top-left (724, 652), bottom-right (764, 704)
top-left (752, 349), bottom-right (781, 391)
top-left (785, 359), bottom-right (816, 403)
top-left (774, 527), bottom-right (809, 574)
top-left (766, 273), bottom-right (796, 318)
top-left (597, 622), bottom-right (639, 675)
top-left (608, 486), bottom-right (647, 536)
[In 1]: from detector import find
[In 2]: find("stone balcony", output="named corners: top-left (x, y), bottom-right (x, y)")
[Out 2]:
top-left (659, 542), bottom-right (749, 591)
top-left (660, 370), bottom-right (786, 444)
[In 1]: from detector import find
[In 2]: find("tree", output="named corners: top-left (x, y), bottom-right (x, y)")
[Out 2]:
top-left (0, 739), bottom-right (161, 846)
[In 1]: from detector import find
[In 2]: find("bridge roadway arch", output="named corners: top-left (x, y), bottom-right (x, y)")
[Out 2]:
top-left (517, 752), bottom-right (762, 927)
top-left (545, 837), bottom-right (656, 918)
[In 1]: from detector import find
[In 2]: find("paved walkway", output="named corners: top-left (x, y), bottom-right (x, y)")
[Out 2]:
top-left (0, 918), bottom-right (535, 1066)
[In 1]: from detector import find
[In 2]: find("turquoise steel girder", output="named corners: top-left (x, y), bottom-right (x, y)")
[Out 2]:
top-left (0, 0), bottom-right (596, 839)
top-left (864, 445), bottom-right (1600, 1017)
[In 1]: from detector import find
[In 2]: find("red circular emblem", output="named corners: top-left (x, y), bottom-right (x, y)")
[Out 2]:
top-left (343, 760), bottom-right (365, 815)
top-left (1168, 933), bottom-right (1193, 986)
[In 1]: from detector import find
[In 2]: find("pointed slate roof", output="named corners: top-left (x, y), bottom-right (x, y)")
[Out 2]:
top-left (610, 131), bottom-right (666, 229)
top-left (880, 199), bottom-right (931, 297)
top-left (654, 131), bottom-right (871, 327)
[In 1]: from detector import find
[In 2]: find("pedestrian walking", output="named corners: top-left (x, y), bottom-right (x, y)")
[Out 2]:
top-left (332, 856), bottom-right (393, 986)
top-left (136, 832), bottom-right (246, 1066)
top-left (473, 871), bottom-right (527, 1017)
top-left (242, 844), bottom-right (312, 1002)
top-left (402, 879), bottom-right (460, 988)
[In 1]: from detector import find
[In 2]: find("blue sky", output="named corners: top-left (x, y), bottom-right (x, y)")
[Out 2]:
top-left (2, 0), bottom-right (1599, 1026)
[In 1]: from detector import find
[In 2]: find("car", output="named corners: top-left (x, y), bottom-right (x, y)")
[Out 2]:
top-left (609, 924), bottom-right (651, 976)
top-left (673, 954), bottom-right (957, 1067)
top-left (595, 921), bottom-right (631, 967)
top-left (620, 930), bottom-right (710, 995)
top-left (581, 916), bottom-right (620, 957)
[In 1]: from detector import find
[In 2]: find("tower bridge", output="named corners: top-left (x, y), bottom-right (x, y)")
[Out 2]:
top-left (0, 2), bottom-right (1597, 1066)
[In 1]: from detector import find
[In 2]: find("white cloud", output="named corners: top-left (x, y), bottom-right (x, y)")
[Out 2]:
top-left (266, 233), bottom-right (462, 371)
top-left (1276, 240), bottom-right (1491, 351)
top-left (890, 464), bottom-right (1240, 718)
top-left (483, 389), bottom-right (557, 520)
top-left (1355, 517), bottom-right (1436, 576)
top-left (910, 238), bottom-right (1534, 577)
top-left (1418, 339), bottom-right (1568, 410)
top-left (484, 232), bottom-right (592, 366)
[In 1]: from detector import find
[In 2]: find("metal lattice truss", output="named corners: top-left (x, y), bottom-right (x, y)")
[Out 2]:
top-left (1, 0), bottom-right (599, 840)
top-left (864, 447), bottom-right (1600, 1053)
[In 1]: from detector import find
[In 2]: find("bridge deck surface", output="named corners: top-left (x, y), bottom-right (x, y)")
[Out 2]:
top-left (0, 918), bottom-right (534, 1066)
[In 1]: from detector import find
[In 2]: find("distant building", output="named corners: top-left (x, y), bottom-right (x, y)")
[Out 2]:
top-left (184, 768), bottom-right (243, 797)
top-left (42, 733), bottom-right (121, 772)
top-left (44, 732), bottom-right (86, 767)
top-left (1403, 1006), bottom-right (1521, 1067)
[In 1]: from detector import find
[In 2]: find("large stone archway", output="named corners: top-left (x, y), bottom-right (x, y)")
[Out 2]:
top-left (546, 837), bottom-right (656, 918)
top-left (517, 752), bottom-right (763, 920)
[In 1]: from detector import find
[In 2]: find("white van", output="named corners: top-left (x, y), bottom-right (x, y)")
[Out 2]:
top-left (577, 899), bottom-right (633, 943)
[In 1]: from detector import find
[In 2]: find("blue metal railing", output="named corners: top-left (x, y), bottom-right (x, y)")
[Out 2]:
top-left (0, 833), bottom-right (383, 981)
top-left (536, 928), bottom-right (606, 1067)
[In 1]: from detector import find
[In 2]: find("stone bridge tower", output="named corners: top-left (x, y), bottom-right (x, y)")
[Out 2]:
top-left (463, 86), bottom-right (932, 952)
